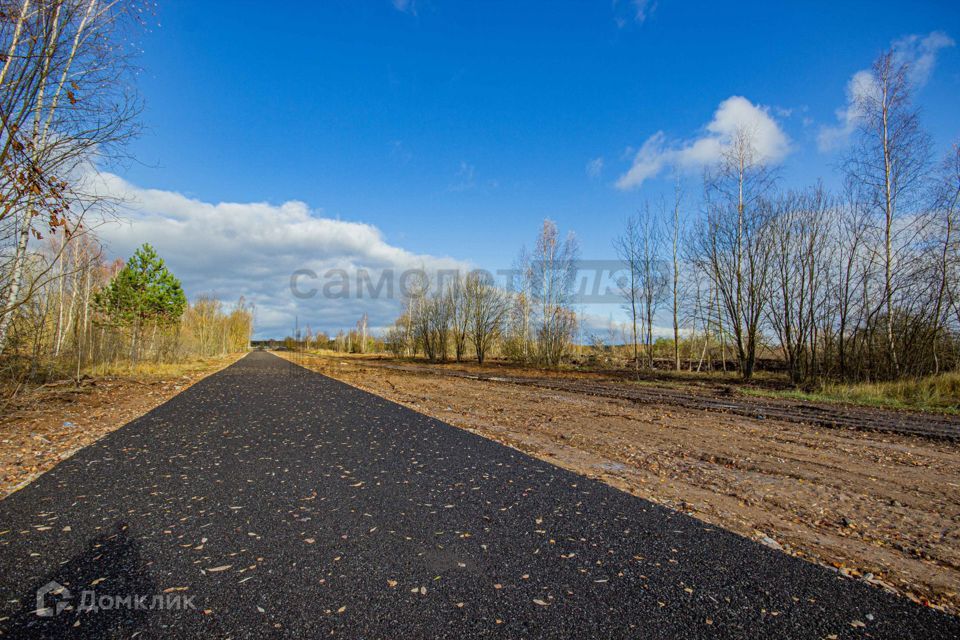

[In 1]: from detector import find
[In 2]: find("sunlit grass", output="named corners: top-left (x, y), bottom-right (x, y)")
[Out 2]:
top-left (743, 372), bottom-right (960, 414)
top-left (84, 354), bottom-right (240, 379)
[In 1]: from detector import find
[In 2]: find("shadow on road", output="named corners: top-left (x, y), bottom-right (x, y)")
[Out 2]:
top-left (5, 523), bottom-right (159, 638)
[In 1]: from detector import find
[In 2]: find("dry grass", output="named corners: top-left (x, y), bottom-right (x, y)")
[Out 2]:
top-left (82, 357), bottom-right (236, 380)
top-left (298, 348), bottom-right (960, 413)
top-left (744, 372), bottom-right (960, 414)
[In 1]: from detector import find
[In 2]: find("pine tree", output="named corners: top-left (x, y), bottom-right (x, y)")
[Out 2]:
top-left (94, 244), bottom-right (186, 362)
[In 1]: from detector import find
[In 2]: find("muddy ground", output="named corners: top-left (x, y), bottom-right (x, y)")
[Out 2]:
top-left (0, 355), bottom-right (240, 500)
top-left (285, 352), bottom-right (960, 614)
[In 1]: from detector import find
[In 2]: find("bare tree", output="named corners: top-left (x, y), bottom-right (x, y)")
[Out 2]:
top-left (615, 205), bottom-right (668, 370)
top-left (465, 271), bottom-right (508, 365)
top-left (832, 183), bottom-right (873, 380)
top-left (670, 179), bottom-right (684, 371)
top-left (695, 127), bottom-right (776, 379)
top-left (613, 214), bottom-right (641, 370)
top-left (522, 220), bottom-right (579, 367)
top-left (355, 312), bottom-right (368, 354)
top-left (638, 205), bottom-right (668, 368)
top-left (502, 247), bottom-right (533, 363)
top-left (0, 0), bottom-right (143, 352)
top-left (404, 271), bottom-right (441, 361)
top-left (447, 275), bottom-right (470, 362)
top-left (929, 143), bottom-right (960, 373)
top-left (844, 49), bottom-right (931, 377)
top-left (427, 288), bottom-right (452, 362)
top-left (767, 186), bottom-right (832, 383)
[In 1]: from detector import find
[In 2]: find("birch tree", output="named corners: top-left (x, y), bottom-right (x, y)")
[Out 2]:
top-left (696, 128), bottom-right (776, 379)
top-left (638, 206), bottom-right (668, 368)
top-left (524, 220), bottom-right (579, 367)
top-left (0, 0), bottom-right (142, 353)
top-left (670, 180), bottom-right (684, 371)
top-left (844, 49), bottom-right (931, 377)
top-left (613, 214), bottom-right (641, 369)
top-left (929, 144), bottom-right (960, 373)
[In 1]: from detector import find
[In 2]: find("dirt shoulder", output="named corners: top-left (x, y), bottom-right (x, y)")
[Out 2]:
top-left (0, 354), bottom-right (243, 500)
top-left (314, 356), bottom-right (960, 440)
top-left (285, 352), bottom-right (960, 614)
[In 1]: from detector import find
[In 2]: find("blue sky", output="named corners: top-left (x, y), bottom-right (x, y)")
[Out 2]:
top-left (101, 0), bottom-right (960, 337)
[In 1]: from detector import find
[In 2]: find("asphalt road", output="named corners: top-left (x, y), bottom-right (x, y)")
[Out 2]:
top-left (1, 351), bottom-right (956, 639)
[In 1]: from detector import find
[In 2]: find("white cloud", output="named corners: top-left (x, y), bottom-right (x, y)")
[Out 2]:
top-left (616, 132), bottom-right (669, 189)
top-left (616, 96), bottom-right (790, 190)
top-left (818, 31), bottom-right (954, 152)
top-left (90, 173), bottom-right (466, 338)
top-left (586, 156), bottom-right (604, 179)
top-left (817, 70), bottom-right (877, 152)
top-left (893, 31), bottom-right (955, 86)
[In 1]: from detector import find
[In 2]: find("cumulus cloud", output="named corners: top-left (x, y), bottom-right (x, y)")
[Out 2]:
top-left (818, 31), bottom-right (954, 152)
top-left (91, 173), bottom-right (466, 338)
top-left (816, 70), bottom-right (878, 152)
top-left (616, 96), bottom-right (790, 190)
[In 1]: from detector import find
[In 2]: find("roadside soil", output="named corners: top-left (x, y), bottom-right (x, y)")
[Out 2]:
top-left (283, 351), bottom-right (960, 614)
top-left (0, 354), bottom-right (241, 500)
top-left (317, 356), bottom-right (960, 440)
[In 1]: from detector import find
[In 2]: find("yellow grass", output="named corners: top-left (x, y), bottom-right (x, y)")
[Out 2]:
top-left (83, 354), bottom-right (242, 379)
top-left (746, 372), bottom-right (960, 414)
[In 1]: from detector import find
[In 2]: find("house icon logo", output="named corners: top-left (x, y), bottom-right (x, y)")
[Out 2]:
top-left (36, 581), bottom-right (71, 617)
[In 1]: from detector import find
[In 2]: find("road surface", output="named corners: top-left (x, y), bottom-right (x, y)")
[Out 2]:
top-left (0, 351), bottom-right (956, 638)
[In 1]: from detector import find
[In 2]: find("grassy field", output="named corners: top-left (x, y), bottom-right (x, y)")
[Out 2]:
top-left (82, 356), bottom-right (235, 379)
top-left (298, 347), bottom-right (960, 414)
top-left (743, 372), bottom-right (960, 414)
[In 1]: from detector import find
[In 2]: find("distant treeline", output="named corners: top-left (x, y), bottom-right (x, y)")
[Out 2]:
top-left (310, 48), bottom-right (959, 385)
top-left (1, 240), bottom-right (253, 383)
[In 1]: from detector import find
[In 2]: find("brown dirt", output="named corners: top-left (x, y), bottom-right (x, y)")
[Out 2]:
top-left (284, 352), bottom-right (960, 614)
top-left (337, 359), bottom-right (960, 440)
top-left (0, 355), bottom-right (241, 500)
